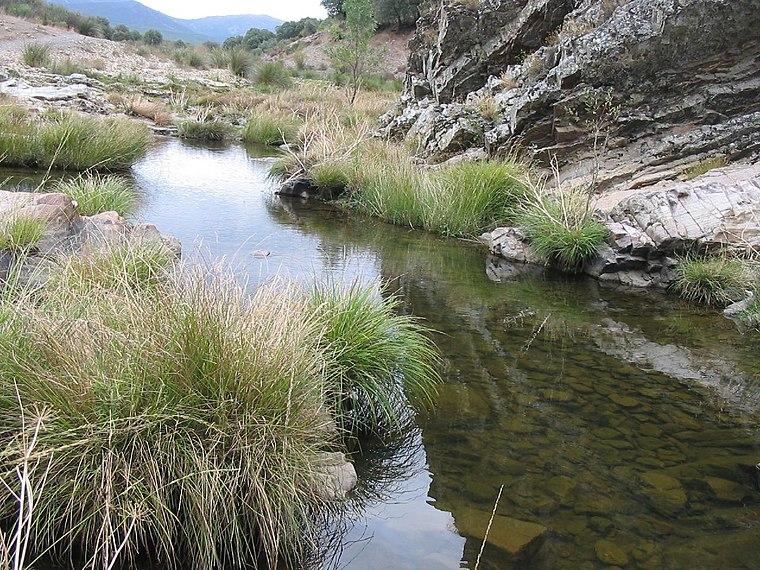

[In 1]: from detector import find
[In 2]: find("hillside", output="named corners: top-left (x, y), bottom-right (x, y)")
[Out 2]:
top-left (48, 0), bottom-right (282, 42)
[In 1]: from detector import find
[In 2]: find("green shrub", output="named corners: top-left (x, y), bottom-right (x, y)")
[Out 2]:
top-left (242, 115), bottom-right (299, 146)
top-left (517, 187), bottom-right (608, 269)
top-left (208, 47), bottom-right (231, 68)
top-left (255, 60), bottom-right (292, 87)
top-left (309, 282), bottom-right (440, 435)
top-left (178, 120), bottom-right (234, 142)
top-left (21, 42), bottom-right (50, 67)
top-left (671, 256), bottom-right (749, 306)
top-left (6, 3), bottom-right (34, 18)
top-left (228, 47), bottom-right (251, 77)
top-left (0, 215), bottom-right (45, 252)
top-left (54, 174), bottom-right (137, 216)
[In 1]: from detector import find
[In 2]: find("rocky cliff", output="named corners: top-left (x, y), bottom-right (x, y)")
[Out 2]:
top-left (382, 0), bottom-right (760, 288)
top-left (381, 0), bottom-right (760, 189)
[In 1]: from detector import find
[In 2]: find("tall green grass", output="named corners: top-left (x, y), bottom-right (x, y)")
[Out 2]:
top-left (517, 185), bottom-right (608, 270)
top-left (0, 105), bottom-right (151, 171)
top-left (345, 150), bottom-right (525, 237)
top-left (671, 255), bottom-right (749, 306)
top-left (54, 174), bottom-right (137, 216)
top-left (177, 119), bottom-right (234, 142)
top-left (0, 215), bottom-right (45, 252)
top-left (309, 282), bottom-right (441, 436)
top-left (242, 115), bottom-right (300, 146)
top-left (255, 61), bottom-right (292, 87)
top-left (0, 248), bottom-right (442, 568)
top-left (228, 47), bottom-right (251, 77)
top-left (21, 42), bottom-right (50, 67)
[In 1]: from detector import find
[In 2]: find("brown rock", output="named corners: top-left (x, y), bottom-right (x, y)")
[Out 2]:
top-left (455, 506), bottom-right (547, 556)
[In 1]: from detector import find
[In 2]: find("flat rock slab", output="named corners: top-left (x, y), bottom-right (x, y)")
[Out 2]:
top-left (455, 506), bottom-right (547, 556)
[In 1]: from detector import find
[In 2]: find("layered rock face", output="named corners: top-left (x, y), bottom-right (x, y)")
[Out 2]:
top-left (383, 0), bottom-right (760, 287)
top-left (382, 0), bottom-right (760, 187)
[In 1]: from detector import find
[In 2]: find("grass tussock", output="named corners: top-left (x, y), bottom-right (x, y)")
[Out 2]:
top-left (54, 174), bottom-right (137, 216)
top-left (21, 42), bottom-right (50, 67)
top-left (516, 181), bottom-right (608, 270)
top-left (671, 255), bottom-right (749, 306)
top-left (254, 61), bottom-right (292, 87)
top-left (0, 215), bottom-right (45, 252)
top-left (0, 244), bottom-right (441, 568)
top-left (242, 114), bottom-right (300, 146)
top-left (177, 119), bottom-right (234, 142)
top-left (310, 282), bottom-right (440, 436)
top-left (228, 47), bottom-right (252, 77)
top-left (0, 104), bottom-right (151, 171)
top-left (127, 98), bottom-right (173, 126)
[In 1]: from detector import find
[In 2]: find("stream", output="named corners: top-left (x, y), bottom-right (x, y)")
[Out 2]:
top-left (5, 139), bottom-right (760, 568)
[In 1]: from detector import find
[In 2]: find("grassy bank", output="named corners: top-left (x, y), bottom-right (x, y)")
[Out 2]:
top-left (0, 104), bottom-right (150, 171)
top-left (0, 243), bottom-right (440, 568)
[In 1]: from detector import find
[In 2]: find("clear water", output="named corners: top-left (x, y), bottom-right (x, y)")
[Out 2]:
top-left (4, 139), bottom-right (759, 568)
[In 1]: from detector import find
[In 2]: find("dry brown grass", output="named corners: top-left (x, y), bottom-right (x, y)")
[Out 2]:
top-left (126, 98), bottom-right (173, 126)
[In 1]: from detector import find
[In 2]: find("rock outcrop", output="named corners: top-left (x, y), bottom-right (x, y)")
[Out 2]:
top-left (0, 190), bottom-right (180, 288)
top-left (483, 162), bottom-right (760, 288)
top-left (382, 0), bottom-right (760, 189)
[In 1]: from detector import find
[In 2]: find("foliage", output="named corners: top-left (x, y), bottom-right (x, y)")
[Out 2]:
top-left (242, 114), bottom-right (299, 146)
top-left (327, 0), bottom-right (378, 104)
top-left (21, 42), bottom-right (50, 67)
top-left (177, 120), bottom-right (234, 142)
top-left (276, 18), bottom-right (319, 40)
top-left (671, 256), bottom-right (749, 306)
top-left (517, 183), bottom-right (608, 270)
top-left (682, 156), bottom-right (727, 181)
top-left (309, 282), bottom-right (440, 435)
top-left (54, 173), bottom-right (137, 216)
top-left (0, 215), bottom-right (45, 252)
top-left (142, 28), bottom-right (163, 45)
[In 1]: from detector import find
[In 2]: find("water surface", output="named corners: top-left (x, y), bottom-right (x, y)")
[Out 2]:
top-left (5, 139), bottom-right (759, 568)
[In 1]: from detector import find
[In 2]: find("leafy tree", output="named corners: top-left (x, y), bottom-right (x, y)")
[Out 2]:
top-left (276, 17), bottom-right (319, 40)
top-left (242, 27), bottom-right (276, 50)
top-left (328, 0), bottom-right (377, 104)
top-left (143, 29), bottom-right (163, 45)
top-left (375, 0), bottom-right (419, 28)
top-left (112, 24), bottom-right (132, 41)
top-left (322, 0), bottom-right (345, 18)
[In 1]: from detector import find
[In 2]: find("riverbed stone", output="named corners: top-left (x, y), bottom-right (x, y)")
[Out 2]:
top-left (608, 394), bottom-right (640, 408)
top-left (641, 471), bottom-right (687, 516)
top-left (314, 452), bottom-right (357, 501)
top-left (595, 539), bottom-right (629, 566)
top-left (704, 477), bottom-right (749, 504)
top-left (456, 507), bottom-right (547, 557)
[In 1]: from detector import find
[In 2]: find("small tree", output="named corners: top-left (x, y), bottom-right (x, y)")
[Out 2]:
top-left (143, 29), bottom-right (163, 46)
top-left (328, 0), bottom-right (377, 104)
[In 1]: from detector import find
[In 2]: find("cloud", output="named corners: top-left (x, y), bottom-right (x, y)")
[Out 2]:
top-left (138, 0), bottom-right (328, 22)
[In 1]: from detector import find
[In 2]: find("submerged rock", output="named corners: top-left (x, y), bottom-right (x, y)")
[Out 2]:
top-left (595, 539), bottom-right (629, 566)
top-left (704, 476), bottom-right (750, 504)
top-left (314, 452), bottom-right (358, 501)
top-left (455, 506), bottom-right (547, 557)
top-left (641, 471), bottom-right (688, 517)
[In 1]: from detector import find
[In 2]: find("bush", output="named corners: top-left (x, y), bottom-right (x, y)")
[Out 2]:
top-left (228, 47), bottom-right (251, 77)
top-left (208, 47), bottom-right (231, 68)
top-left (0, 215), bottom-right (45, 252)
top-left (517, 186), bottom-right (608, 269)
top-left (0, 107), bottom-right (151, 171)
top-left (242, 114), bottom-right (299, 146)
top-left (54, 174), bottom-right (137, 216)
top-left (308, 282), bottom-right (440, 435)
top-left (143, 28), bottom-right (163, 45)
top-left (21, 42), bottom-right (50, 67)
top-left (178, 120), bottom-right (234, 142)
top-left (671, 256), bottom-right (749, 306)
top-left (255, 60), bottom-right (292, 87)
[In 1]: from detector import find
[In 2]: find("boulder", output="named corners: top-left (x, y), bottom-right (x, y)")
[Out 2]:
top-left (641, 471), bottom-right (688, 517)
top-left (595, 539), bottom-right (629, 566)
top-left (314, 452), bottom-right (358, 501)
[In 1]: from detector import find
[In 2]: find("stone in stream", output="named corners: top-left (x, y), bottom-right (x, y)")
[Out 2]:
top-left (595, 539), bottom-right (629, 566)
top-left (314, 452), bottom-right (357, 501)
top-left (455, 506), bottom-right (547, 557)
top-left (704, 477), bottom-right (749, 504)
top-left (641, 471), bottom-right (688, 517)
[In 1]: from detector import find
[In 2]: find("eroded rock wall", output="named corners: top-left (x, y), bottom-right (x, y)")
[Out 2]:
top-left (382, 0), bottom-right (760, 189)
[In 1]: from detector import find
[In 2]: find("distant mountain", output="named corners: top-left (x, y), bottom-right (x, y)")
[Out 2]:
top-left (49, 0), bottom-right (283, 43)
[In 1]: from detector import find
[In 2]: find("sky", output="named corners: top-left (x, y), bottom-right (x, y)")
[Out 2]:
top-left (138, 0), bottom-right (328, 22)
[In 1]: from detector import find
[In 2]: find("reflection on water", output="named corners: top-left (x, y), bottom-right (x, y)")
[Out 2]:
top-left (2, 139), bottom-right (759, 568)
